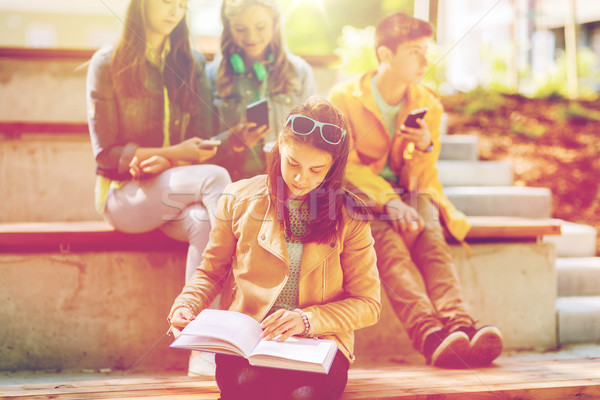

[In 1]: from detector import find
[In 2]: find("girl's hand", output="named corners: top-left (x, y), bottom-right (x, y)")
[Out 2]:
top-left (196, 145), bottom-right (219, 163)
top-left (230, 122), bottom-right (270, 151)
top-left (173, 138), bottom-right (218, 163)
top-left (139, 155), bottom-right (173, 176)
top-left (169, 307), bottom-right (196, 339)
top-left (259, 309), bottom-right (305, 342)
top-left (398, 118), bottom-right (432, 151)
top-left (129, 156), bottom-right (142, 179)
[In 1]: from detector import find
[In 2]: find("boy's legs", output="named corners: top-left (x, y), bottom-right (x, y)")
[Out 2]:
top-left (405, 193), bottom-right (475, 333)
top-left (370, 219), bottom-right (444, 352)
top-left (406, 193), bottom-right (502, 365)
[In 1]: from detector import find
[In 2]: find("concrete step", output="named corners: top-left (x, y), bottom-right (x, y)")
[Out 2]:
top-left (544, 220), bottom-right (598, 257)
top-left (444, 186), bottom-right (552, 218)
top-left (438, 160), bottom-right (513, 186)
top-left (557, 257), bottom-right (600, 297)
top-left (439, 134), bottom-right (479, 160)
top-left (556, 296), bottom-right (600, 345)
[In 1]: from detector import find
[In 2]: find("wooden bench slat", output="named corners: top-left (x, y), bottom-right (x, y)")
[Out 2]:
top-left (0, 216), bottom-right (562, 250)
top-left (463, 216), bottom-right (561, 240)
top-left (0, 122), bottom-right (89, 135)
top-left (0, 221), bottom-right (184, 250)
top-left (1, 358), bottom-right (598, 400)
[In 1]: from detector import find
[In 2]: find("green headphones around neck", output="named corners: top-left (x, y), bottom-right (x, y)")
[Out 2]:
top-left (229, 52), bottom-right (273, 82)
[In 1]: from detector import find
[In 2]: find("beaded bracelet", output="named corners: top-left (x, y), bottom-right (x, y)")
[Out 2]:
top-left (294, 308), bottom-right (310, 336)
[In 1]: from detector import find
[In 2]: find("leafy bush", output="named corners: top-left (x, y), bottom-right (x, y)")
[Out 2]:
top-left (510, 120), bottom-right (546, 139)
top-left (532, 47), bottom-right (600, 100)
top-left (455, 88), bottom-right (507, 115)
top-left (561, 101), bottom-right (600, 123)
top-left (333, 25), bottom-right (378, 75)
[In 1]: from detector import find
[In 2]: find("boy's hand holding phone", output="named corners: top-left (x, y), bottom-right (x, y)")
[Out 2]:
top-left (398, 107), bottom-right (432, 152)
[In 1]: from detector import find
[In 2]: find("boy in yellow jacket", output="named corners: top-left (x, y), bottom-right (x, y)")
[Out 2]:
top-left (329, 12), bottom-right (502, 368)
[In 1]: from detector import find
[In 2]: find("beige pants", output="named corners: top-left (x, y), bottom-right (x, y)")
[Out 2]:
top-left (370, 193), bottom-right (474, 353)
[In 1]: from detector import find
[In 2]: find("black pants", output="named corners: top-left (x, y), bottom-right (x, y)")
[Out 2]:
top-left (215, 350), bottom-right (350, 400)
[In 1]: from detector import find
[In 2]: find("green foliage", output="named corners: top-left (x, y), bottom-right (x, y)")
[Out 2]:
top-left (532, 47), bottom-right (600, 100)
top-left (333, 25), bottom-right (378, 74)
top-left (561, 101), bottom-right (600, 123)
top-left (459, 89), bottom-right (506, 115)
top-left (282, 0), bottom-right (412, 57)
top-left (479, 44), bottom-right (528, 94)
top-left (421, 43), bottom-right (448, 94)
top-left (510, 120), bottom-right (546, 139)
top-left (381, 0), bottom-right (413, 15)
top-left (282, 0), bottom-right (411, 56)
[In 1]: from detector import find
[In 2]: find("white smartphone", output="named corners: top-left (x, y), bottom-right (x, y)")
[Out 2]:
top-left (198, 139), bottom-right (222, 148)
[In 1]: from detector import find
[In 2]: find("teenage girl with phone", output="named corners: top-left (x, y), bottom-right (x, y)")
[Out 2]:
top-left (169, 96), bottom-right (381, 400)
top-left (207, 0), bottom-right (317, 181)
top-left (87, 0), bottom-right (232, 284)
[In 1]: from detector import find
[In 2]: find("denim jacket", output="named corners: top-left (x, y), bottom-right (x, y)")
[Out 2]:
top-left (86, 46), bottom-right (218, 181)
top-left (205, 53), bottom-right (316, 180)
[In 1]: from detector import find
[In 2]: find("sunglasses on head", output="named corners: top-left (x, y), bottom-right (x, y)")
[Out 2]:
top-left (285, 115), bottom-right (346, 145)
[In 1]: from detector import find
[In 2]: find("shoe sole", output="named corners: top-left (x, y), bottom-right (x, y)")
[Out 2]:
top-left (431, 331), bottom-right (470, 368)
top-left (469, 326), bottom-right (503, 365)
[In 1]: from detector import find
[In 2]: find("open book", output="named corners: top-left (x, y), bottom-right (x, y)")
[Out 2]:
top-left (170, 309), bottom-right (338, 374)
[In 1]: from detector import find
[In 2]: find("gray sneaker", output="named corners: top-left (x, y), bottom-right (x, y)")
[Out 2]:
top-left (424, 329), bottom-right (470, 368)
top-left (458, 325), bottom-right (503, 366)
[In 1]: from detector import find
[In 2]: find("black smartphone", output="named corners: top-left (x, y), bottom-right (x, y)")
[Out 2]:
top-left (404, 107), bottom-right (428, 129)
top-left (246, 99), bottom-right (269, 129)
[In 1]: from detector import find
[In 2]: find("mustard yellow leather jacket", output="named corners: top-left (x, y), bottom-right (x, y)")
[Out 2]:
top-left (329, 71), bottom-right (470, 241)
top-left (170, 175), bottom-right (381, 362)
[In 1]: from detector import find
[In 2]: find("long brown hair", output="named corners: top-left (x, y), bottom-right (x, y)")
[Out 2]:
top-left (111, 0), bottom-right (200, 112)
top-left (216, 0), bottom-right (296, 98)
top-left (267, 96), bottom-right (370, 244)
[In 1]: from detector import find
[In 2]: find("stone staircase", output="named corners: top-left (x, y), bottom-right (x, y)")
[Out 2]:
top-left (439, 133), bottom-right (600, 347)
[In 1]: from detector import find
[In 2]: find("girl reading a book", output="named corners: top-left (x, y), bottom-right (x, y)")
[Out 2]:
top-left (169, 96), bottom-right (381, 400)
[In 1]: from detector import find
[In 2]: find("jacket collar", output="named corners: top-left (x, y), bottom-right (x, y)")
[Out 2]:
top-left (351, 71), bottom-right (382, 119)
top-left (353, 70), bottom-right (424, 124)
top-left (256, 194), bottom-right (340, 279)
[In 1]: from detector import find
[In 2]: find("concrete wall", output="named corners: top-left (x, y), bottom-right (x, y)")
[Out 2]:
top-left (0, 241), bottom-right (556, 371)
top-left (0, 57), bottom-right (342, 223)
top-left (0, 249), bottom-right (188, 372)
top-left (0, 57), bottom-right (341, 123)
top-left (354, 241), bottom-right (557, 364)
top-left (0, 59), bottom-right (88, 122)
top-left (0, 134), bottom-right (99, 222)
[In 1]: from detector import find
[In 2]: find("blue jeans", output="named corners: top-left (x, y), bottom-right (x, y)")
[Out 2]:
top-left (215, 349), bottom-right (349, 400)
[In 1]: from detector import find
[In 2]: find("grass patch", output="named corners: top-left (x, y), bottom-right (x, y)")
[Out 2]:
top-left (461, 89), bottom-right (506, 116)
top-left (562, 102), bottom-right (600, 123)
top-left (510, 121), bottom-right (546, 139)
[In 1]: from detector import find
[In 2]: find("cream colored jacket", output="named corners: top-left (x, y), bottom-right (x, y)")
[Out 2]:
top-left (170, 175), bottom-right (381, 362)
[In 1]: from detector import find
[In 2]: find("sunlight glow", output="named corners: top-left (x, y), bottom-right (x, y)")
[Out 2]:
top-left (288, 0), bottom-right (326, 15)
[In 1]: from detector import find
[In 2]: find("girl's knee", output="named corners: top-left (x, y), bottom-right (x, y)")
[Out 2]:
top-left (207, 165), bottom-right (232, 187)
